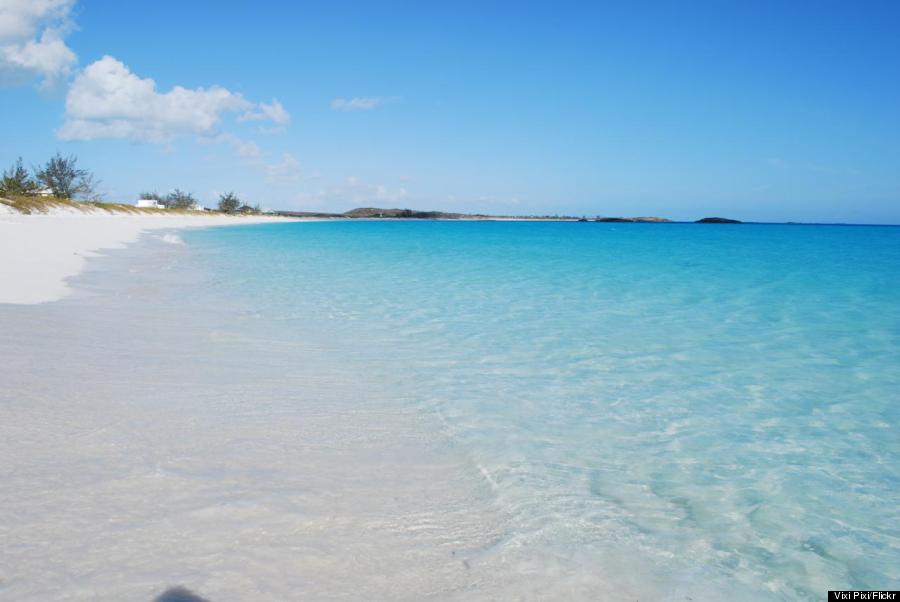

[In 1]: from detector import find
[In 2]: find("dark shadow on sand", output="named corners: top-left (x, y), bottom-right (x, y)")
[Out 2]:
top-left (154, 586), bottom-right (210, 602)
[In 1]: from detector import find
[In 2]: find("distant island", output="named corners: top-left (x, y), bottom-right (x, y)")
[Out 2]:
top-left (275, 207), bottom-right (676, 222)
top-left (695, 217), bottom-right (742, 224)
top-left (272, 207), bottom-right (754, 224)
top-left (594, 216), bottom-right (671, 223)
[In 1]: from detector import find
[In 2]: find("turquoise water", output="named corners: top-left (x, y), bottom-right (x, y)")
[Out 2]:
top-left (186, 221), bottom-right (900, 599)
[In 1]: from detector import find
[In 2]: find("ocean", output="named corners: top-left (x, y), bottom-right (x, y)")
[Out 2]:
top-left (182, 220), bottom-right (900, 599)
top-left (2, 220), bottom-right (897, 600)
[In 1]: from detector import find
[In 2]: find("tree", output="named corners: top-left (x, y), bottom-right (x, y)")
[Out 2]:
top-left (0, 157), bottom-right (36, 197)
top-left (217, 191), bottom-right (241, 213)
top-left (78, 172), bottom-right (102, 201)
top-left (139, 191), bottom-right (163, 201)
top-left (163, 189), bottom-right (196, 209)
top-left (34, 153), bottom-right (96, 199)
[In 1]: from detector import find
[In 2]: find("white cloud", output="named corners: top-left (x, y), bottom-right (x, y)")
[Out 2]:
top-left (202, 132), bottom-right (261, 159)
top-left (57, 55), bottom-right (293, 166)
top-left (330, 96), bottom-right (384, 111)
top-left (445, 194), bottom-right (522, 208)
top-left (0, 0), bottom-right (77, 88)
top-left (241, 98), bottom-right (290, 125)
top-left (263, 171), bottom-right (409, 211)
top-left (265, 153), bottom-right (301, 183)
top-left (339, 175), bottom-right (407, 203)
top-left (58, 55), bottom-right (253, 143)
top-left (5, 2), bottom-right (297, 187)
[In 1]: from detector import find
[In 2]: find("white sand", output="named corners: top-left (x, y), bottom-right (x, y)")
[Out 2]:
top-left (0, 210), bottom-right (299, 305)
top-left (0, 215), bottom-right (500, 601)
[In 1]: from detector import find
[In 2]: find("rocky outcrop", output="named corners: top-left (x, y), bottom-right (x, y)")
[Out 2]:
top-left (343, 207), bottom-right (465, 219)
top-left (695, 217), bottom-right (742, 224)
top-left (594, 216), bottom-right (671, 223)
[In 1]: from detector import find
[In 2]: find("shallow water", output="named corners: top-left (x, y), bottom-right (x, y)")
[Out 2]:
top-left (0, 229), bottom-right (498, 601)
top-left (186, 221), bottom-right (900, 599)
top-left (2, 221), bottom-right (899, 600)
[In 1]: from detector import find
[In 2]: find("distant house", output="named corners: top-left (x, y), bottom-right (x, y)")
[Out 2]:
top-left (35, 188), bottom-right (54, 197)
top-left (136, 199), bottom-right (165, 209)
top-left (189, 202), bottom-right (206, 211)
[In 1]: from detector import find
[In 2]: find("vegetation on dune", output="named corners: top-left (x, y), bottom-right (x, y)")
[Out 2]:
top-left (34, 153), bottom-right (99, 199)
top-left (0, 194), bottom-right (207, 215)
top-left (217, 192), bottom-right (262, 214)
top-left (0, 154), bottom-right (269, 216)
top-left (0, 195), bottom-right (81, 214)
top-left (217, 191), bottom-right (241, 213)
top-left (1, 153), bottom-right (98, 201)
top-left (1, 157), bottom-right (38, 196)
top-left (163, 189), bottom-right (197, 209)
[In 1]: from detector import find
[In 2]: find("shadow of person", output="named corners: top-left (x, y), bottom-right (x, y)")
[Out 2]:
top-left (153, 586), bottom-right (211, 602)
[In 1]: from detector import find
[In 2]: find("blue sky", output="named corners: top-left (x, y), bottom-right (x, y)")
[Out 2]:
top-left (1, 1), bottom-right (898, 222)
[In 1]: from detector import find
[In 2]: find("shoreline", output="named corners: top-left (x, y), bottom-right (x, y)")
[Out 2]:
top-left (2, 217), bottom-right (894, 598)
top-left (0, 227), bottom-right (503, 601)
top-left (5, 210), bottom-right (897, 307)
top-left (0, 210), bottom-right (304, 305)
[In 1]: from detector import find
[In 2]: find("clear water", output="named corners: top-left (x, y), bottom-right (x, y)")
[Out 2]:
top-left (180, 221), bottom-right (899, 599)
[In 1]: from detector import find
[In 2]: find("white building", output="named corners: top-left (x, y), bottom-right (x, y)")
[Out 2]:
top-left (136, 199), bottom-right (165, 209)
top-left (35, 187), bottom-right (54, 197)
top-left (189, 202), bottom-right (206, 211)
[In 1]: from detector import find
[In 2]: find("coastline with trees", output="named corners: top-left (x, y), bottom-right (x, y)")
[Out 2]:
top-left (1, 155), bottom-right (264, 216)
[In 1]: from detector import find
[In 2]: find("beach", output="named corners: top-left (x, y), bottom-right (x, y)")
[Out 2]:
top-left (0, 209), bottom-right (303, 305)
top-left (1, 217), bottom-right (898, 600)
top-left (0, 213), bottom-right (506, 601)
top-left (4, 0), bottom-right (898, 597)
